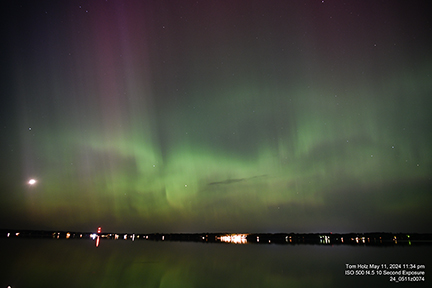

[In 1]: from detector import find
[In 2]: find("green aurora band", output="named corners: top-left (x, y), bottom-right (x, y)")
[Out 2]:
top-left (1, 0), bottom-right (431, 232)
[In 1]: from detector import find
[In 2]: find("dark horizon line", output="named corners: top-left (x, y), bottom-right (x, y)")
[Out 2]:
top-left (1, 228), bottom-right (431, 236)
top-left (3, 228), bottom-right (432, 246)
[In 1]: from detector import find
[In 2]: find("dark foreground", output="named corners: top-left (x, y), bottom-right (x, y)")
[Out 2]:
top-left (1, 236), bottom-right (431, 288)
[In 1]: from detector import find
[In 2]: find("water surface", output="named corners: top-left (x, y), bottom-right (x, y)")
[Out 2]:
top-left (1, 239), bottom-right (430, 287)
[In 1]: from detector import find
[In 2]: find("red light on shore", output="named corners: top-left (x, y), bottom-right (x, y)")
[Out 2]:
top-left (97, 227), bottom-right (101, 234)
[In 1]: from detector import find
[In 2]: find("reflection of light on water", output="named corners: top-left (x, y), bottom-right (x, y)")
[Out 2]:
top-left (219, 234), bottom-right (248, 244)
top-left (95, 236), bottom-right (100, 247)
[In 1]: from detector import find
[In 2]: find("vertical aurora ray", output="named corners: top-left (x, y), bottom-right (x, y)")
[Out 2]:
top-left (1, 0), bottom-right (431, 232)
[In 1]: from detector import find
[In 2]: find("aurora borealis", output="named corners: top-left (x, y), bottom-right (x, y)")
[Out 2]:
top-left (1, 0), bottom-right (431, 233)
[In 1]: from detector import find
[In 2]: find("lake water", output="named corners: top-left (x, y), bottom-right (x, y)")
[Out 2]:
top-left (1, 238), bottom-right (430, 287)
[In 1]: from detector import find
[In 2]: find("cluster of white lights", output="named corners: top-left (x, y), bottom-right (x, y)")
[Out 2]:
top-left (319, 235), bottom-right (331, 244)
top-left (219, 234), bottom-right (248, 244)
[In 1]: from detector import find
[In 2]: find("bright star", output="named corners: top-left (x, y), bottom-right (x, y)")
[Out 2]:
top-left (28, 179), bottom-right (36, 185)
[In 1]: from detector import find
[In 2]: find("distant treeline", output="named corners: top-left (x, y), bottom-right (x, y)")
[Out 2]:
top-left (1, 229), bottom-right (431, 246)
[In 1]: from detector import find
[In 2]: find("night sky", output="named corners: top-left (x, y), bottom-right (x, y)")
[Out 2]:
top-left (1, 0), bottom-right (431, 233)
